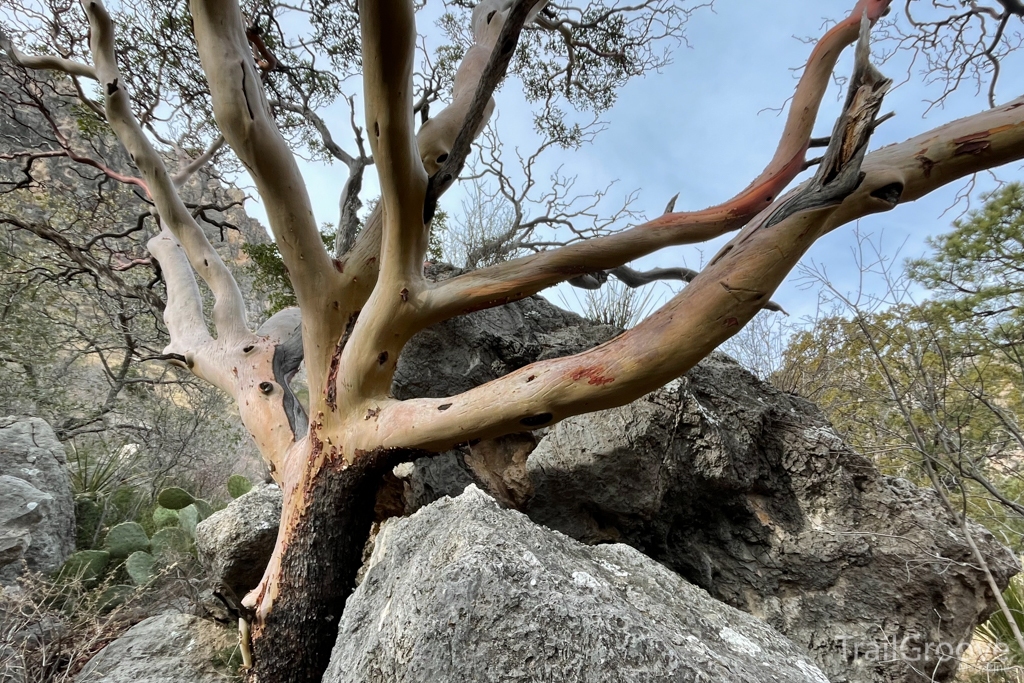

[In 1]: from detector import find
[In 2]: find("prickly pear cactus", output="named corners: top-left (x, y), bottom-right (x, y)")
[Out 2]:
top-left (157, 487), bottom-right (195, 510)
top-left (96, 584), bottom-right (134, 612)
top-left (58, 550), bottom-right (110, 585)
top-left (103, 522), bottom-right (151, 559)
top-left (193, 498), bottom-right (214, 521)
top-left (150, 527), bottom-right (190, 556)
top-left (151, 506), bottom-right (179, 529)
top-left (177, 504), bottom-right (200, 540)
top-left (227, 474), bottom-right (252, 499)
top-left (125, 551), bottom-right (157, 585)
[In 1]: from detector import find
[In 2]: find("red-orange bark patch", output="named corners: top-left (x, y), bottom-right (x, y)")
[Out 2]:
top-left (916, 154), bottom-right (935, 178)
top-left (570, 366), bottom-right (615, 386)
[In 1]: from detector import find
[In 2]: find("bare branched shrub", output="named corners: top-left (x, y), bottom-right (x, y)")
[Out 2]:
top-left (1, 572), bottom-right (147, 682)
top-left (438, 177), bottom-right (521, 269)
top-left (718, 310), bottom-right (798, 388)
top-left (559, 276), bottom-right (660, 330)
top-left (0, 554), bottom-right (225, 683)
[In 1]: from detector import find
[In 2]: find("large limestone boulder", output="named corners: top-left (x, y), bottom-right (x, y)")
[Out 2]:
top-left (524, 355), bottom-right (1019, 683)
top-left (392, 297), bottom-right (1018, 683)
top-left (0, 417), bottom-right (74, 579)
top-left (195, 482), bottom-right (282, 599)
top-left (74, 613), bottom-right (236, 683)
top-left (324, 486), bottom-right (831, 683)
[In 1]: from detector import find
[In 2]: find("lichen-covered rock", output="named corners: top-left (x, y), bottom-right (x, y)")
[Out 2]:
top-left (524, 355), bottom-right (1020, 683)
top-left (195, 483), bottom-right (282, 598)
top-left (74, 613), bottom-right (236, 683)
top-left (0, 417), bottom-right (74, 580)
top-left (324, 486), bottom-right (831, 683)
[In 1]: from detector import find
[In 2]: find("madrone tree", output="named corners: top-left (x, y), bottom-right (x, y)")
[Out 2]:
top-left (6, 0), bottom-right (1024, 680)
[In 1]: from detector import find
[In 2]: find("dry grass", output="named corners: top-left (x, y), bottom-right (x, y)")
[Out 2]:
top-left (0, 552), bottom-right (213, 683)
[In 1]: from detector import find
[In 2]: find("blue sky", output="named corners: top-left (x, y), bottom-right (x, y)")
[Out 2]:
top-left (246, 1), bottom-right (1024, 322)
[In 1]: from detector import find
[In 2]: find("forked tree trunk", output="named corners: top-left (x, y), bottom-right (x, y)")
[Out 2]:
top-left (246, 446), bottom-right (416, 683)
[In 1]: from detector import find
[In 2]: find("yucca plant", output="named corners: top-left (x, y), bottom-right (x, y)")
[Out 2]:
top-left (67, 441), bottom-right (145, 499)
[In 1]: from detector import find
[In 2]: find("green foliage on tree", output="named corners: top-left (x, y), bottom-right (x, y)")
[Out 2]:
top-left (778, 190), bottom-right (1024, 553)
top-left (244, 208), bottom-right (449, 314)
top-left (908, 183), bottom-right (1024, 334)
top-left (244, 229), bottom-right (337, 314)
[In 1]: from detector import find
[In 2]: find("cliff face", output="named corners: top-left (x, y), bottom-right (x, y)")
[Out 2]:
top-left (0, 59), bottom-right (270, 318)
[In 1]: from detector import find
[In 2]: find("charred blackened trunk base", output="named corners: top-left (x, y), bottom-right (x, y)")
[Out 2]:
top-left (247, 448), bottom-right (421, 683)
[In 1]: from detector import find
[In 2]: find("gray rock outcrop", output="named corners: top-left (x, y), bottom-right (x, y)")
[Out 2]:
top-left (392, 296), bottom-right (1017, 683)
top-left (195, 482), bottom-right (282, 598)
top-left (523, 355), bottom-right (1019, 683)
top-left (74, 613), bottom-right (236, 683)
top-left (0, 417), bottom-right (74, 580)
top-left (324, 486), bottom-right (832, 683)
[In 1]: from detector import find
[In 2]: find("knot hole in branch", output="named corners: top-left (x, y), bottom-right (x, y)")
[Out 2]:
top-left (870, 182), bottom-right (904, 206)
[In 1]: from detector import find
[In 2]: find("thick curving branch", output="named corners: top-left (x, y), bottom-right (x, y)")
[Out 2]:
top-left (334, 0), bottom-right (429, 405)
top-left (147, 229), bottom-right (305, 475)
top-left (72, 1), bottom-right (308, 473)
top-left (422, 0), bottom-right (548, 220)
top-left (424, 0), bottom-right (893, 321)
top-left (82, 0), bottom-right (249, 346)
top-left (339, 0), bottom-right (548, 304)
top-left (0, 27), bottom-right (96, 80)
top-left (188, 0), bottom-right (345, 400)
top-left (171, 135), bottom-right (225, 189)
top-left (365, 18), bottom-right (1023, 452)
top-left (569, 265), bottom-right (787, 313)
top-left (358, 0), bottom-right (428, 284)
